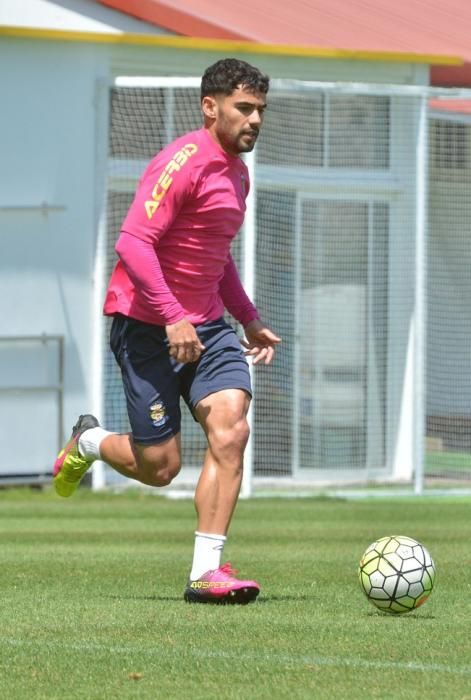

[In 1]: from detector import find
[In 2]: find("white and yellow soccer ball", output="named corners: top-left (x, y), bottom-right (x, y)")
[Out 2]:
top-left (358, 535), bottom-right (436, 614)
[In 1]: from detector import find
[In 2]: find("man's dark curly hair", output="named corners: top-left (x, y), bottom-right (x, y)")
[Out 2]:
top-left (201, 58), bottom-right (270, 100)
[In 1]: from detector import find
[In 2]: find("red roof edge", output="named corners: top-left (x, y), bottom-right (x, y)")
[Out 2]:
top-left (431, 63), bottom-right (471, 88)
top-left (97, 0), bottom-right (248, 40)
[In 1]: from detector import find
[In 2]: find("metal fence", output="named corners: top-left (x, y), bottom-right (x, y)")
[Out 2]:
top-left (96, 77), bottom-right (471, 496)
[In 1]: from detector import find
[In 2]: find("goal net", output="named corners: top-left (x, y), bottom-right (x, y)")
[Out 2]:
top-left (96, 77), bottom-right (471, 495)
top-left (427, 101), bottom-right (471, 489)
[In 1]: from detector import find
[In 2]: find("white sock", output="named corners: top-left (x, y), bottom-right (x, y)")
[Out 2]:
top-left (190, 531), bottom-right (227, 580)
top-left (78, 427), bottom-right (114, 461)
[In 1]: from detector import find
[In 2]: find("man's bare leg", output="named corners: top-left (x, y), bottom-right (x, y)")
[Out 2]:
top-left (194, 389), bottom-right (250, 535)
top-left (99, 432), bottom-right (182, 487)
top-left (184, 389), bottom-right (260, 603)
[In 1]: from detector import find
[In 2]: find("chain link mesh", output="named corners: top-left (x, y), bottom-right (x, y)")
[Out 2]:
top-left (101, 80), bottom-right (471, 492)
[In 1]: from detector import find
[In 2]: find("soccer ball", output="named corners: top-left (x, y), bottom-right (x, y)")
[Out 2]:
top-left (358, 535), bottom-right (436, 614)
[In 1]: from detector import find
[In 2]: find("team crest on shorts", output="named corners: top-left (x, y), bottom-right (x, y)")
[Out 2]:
top-left (149, 402), bottom-right (167, 427)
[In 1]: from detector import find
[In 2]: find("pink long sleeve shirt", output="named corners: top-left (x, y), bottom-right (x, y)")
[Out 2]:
top-left (103, 127), bottom-right (259, 328)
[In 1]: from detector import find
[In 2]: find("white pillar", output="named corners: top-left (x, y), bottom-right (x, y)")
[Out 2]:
top-left (240, 149), bottom-right (257, 498)
top-left (413, 95), bottom-right (428, 495)
top-left (91, 79), bottom-right (109, 491)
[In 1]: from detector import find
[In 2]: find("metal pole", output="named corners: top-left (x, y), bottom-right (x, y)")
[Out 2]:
top-left (292, 194), bottom-right (302, 479)
top-left (91, 79), bottom-right (109, 491)
top-left (240, 149), bottom-right (257, 499)
top-left (414, 96), bottom-right (428, 495)
top-left (165, 87), bottom-right (175, 145)
top-left (58, 335), bottom-right (65, 450)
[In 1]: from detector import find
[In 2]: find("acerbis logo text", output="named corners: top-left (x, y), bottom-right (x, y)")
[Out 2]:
top-left (145, 143), bottom-right (198, 219)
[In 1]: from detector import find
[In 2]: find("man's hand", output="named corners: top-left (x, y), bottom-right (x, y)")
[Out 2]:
top-left (241, 319), bottom-right (281, 365)
top-left (165, 319), bottom-right (206, 364)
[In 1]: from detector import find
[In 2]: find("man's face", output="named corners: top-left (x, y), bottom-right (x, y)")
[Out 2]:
top-left (203, 85), bottom-right (267, 156)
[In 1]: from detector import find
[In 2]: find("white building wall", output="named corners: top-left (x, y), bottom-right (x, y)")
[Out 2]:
top-left (0, 37), bottom-right (110, 474)
top-left (0, 24), bottom-right (432, 479)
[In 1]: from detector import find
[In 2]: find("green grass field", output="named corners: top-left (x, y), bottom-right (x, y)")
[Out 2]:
top-left (1, 488), bottom-right (471, 699)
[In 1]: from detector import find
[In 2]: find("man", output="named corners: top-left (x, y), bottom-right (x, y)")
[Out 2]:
top-left (53, 58), bottom-right (280, 604)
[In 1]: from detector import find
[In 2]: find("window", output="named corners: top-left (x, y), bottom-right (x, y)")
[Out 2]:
top-left (257, 92), bottom-right (390, 169)
top-left (431, 121), bottom-right (469, 170)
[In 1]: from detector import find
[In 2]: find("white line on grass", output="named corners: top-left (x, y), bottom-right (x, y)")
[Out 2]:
top-left (2, 638), bottom-right (471, 677)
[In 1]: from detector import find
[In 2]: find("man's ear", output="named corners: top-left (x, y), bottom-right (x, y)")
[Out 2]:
top-left (202, 95), bottom-right (218, 120)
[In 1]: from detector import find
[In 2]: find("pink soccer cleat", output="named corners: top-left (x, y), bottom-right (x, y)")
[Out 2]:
top-left (184, 562), bottom-right (260, 604)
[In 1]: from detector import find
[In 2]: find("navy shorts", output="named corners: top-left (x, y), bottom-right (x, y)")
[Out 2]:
top-left (110, 315), bottom-right (252, 444)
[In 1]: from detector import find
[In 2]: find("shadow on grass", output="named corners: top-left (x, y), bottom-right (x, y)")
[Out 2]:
top-left (257, 595), bottom-right (315, 603)
top-left (365, 610), bottom-right (437, 620)
top-left (105, 593), bottom-right (316, 603)
top-left (104, 593), bottom-right (436, 613)
top-left (106, 594), bottom-right (184, 602)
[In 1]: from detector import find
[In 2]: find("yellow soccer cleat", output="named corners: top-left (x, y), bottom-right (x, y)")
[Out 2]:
top-left (53, 414), bottom-right (99, 497)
